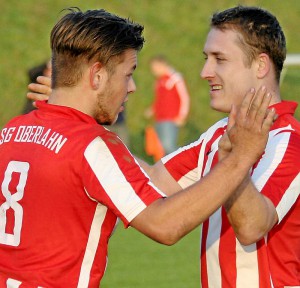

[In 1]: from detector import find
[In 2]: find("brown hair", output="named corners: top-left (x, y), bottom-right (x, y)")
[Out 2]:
top-left (50, 7), bottom-right (145, 88)
top-left (211, 6), bottom-right (286, 82)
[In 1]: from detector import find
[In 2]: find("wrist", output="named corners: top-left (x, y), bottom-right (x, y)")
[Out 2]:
top-left (221, 152), bottom-right (253, 177)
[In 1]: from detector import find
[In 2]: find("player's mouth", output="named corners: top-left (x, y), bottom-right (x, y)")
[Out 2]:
top-left (210, 85), bottom-right (222, 91)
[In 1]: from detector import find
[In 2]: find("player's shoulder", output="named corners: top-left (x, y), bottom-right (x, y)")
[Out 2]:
top-left (204, 117), bottom-right (228, 135)
top-left (272, 114), bottom-right (300, 138)
top-left (175, 117), bottom-right (228, 152)
top-left (1, 114), bottom-right (24, 128)
top-left (85, 125), bottom-right (128, 150)
top-left (213, 117), bottom-right (228, 127)
top-left (289, 115), bottom-right (300, 135)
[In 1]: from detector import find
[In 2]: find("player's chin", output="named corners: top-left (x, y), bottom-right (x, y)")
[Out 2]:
top-left (96, 116), bottom-right (115, 126)
top-left (210, 100), bottom-right (230, 113)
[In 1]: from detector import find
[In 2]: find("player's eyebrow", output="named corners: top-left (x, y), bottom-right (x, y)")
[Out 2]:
top-left (203, 50), bottom-right (226, 57)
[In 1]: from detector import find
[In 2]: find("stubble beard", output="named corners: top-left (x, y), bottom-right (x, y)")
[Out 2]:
top-left (95, 91), bottom-right (115, 126)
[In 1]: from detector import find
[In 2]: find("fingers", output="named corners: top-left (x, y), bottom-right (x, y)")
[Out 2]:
top-left (27, 82), bottom-right (51, 101)
top-left (218, 131), bottom-right (232, 160)
top-left (253, 92), bottom-right (272, 131)
top-left (227, 104), bottom-right (237, 131)
top-left (247, 86), bottom-right (272, 125)
top-left (225, 86), bottom-right (276, 166)
top-left (26, 92), bottom-right (49, 101)
top-left (27, 75), bottom-right (52, 101)
top-left (238, 86), bottom-right (274, 131)
top-left (36, 75), bottom-right (51, 87)
top-left (262, 107), bottom-right (276, 133)
top-left (238, 88), bottom-right (256, 120)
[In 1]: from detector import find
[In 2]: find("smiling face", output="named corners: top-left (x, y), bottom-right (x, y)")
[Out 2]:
top-left (201, 28), bottom-right (259, 113)
top-left (94, 49), bottom-right (138, 125)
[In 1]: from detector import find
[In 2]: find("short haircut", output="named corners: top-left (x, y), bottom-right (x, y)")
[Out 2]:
top-left (50, 7), bottom-right (145, 88)
top-left (211, 6), bottom-right (286, 82)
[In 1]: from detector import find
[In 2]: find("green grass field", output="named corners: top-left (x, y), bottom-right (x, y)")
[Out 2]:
top-left (1, 0), bottom-right (300, 287)
top-left (101, 226), bottom-right (200, 287)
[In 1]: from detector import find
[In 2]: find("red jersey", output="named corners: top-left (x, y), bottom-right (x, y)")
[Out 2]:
top-left (0, 101), bottom-right (164, 287)
top-left (162, 101), bottom-right (300, 288)
top-left (153, 70), bottom-right (190, 122)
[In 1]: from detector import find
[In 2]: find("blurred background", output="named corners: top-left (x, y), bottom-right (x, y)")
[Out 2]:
top-left (1, 1), bottom-right (300, 287)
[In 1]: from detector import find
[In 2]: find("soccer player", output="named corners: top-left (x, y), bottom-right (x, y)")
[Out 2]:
top-left (0, 7), bottom-right (275, 287)
top-left (141, 6), bottom-right (300, 288)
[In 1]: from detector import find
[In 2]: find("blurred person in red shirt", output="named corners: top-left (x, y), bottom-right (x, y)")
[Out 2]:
top-left (145, 55), bottom-right (190, 155)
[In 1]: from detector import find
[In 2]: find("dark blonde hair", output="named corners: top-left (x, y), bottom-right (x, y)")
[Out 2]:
top-left (50, 8), bottom-right (144, 88)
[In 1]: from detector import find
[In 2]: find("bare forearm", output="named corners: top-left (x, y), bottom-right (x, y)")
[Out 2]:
top-left (131, 152), bottom-right (252, 245)
top-left (137, 158), bottom-right (181, 196)
top-left (224, 181), bottom-right (278, 245)
top-left (136, 157), bottom-right (153, 176)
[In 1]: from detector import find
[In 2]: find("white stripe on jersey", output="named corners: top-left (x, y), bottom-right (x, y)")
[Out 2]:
top-left (236, 241), bottom-right (259, 287)
top-left (77, 204), bottom-right (107, 288)
top-left (202, 138), bottom-right (219, 176)
top-left (252, 128), bottom-right (291, 191)
top-left (196, 123), bottom-right (223, 287)
top-left (162, 138), bottom-right (202, 188)
top-left (207, 213), bottom-right (261, 288)
top-left (252, 125), bottom-right (296, 222)
top-left (84, 137), bottom-right (147, 222)
top-left (178, 168), bottom-right (199, 188)
top-left (206, 208), bottom-right (222, 288)
top-left (6, 279), bottom-right (22, 288)
top-left (277, 173), bottom-right (300, 221)
top-left (199, 119), bottom-right (227, 178)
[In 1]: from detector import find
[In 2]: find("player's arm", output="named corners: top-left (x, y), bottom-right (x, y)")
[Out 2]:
top-left (130, 88), bottom-right (276, 245)
top-left (220, 87), bottom-right (278, 245)
top-left (224, 180), bottom-right (278, 245)
top-left (138, 158), bottom-right (182, 196)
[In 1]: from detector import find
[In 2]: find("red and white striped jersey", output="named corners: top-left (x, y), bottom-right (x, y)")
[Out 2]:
top-left (0, 101), bottom-right (164, 287)
top-left (163, 101), bottom-right (300, 288)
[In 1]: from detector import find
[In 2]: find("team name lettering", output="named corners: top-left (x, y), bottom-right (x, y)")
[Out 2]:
top-left (0, 126), bottom-right (67, 154)
top-left (0, 127), bottom-right (16, 145)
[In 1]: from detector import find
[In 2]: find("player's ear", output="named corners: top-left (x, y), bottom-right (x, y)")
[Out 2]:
top-left (257, 53), bottom-right (270, 79)
top-left (90, 62), bottom-right (105, 90)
